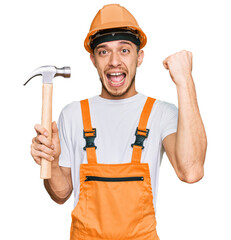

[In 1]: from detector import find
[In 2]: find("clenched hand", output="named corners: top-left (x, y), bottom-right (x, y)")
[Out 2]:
top-left (31, 121), bottom-right (61, 166)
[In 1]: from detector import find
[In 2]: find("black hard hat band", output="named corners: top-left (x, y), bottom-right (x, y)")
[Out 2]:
top-left (90, 28), bottom-right (141, 51)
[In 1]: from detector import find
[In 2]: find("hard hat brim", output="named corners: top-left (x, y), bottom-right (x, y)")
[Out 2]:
top-left (84, 25), bottom-right (147, 53)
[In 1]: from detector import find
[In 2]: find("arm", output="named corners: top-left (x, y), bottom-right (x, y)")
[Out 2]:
top-left (162, 50), bottom-right (207, 183)
top-left (44, 165), bottom-right (73, 204)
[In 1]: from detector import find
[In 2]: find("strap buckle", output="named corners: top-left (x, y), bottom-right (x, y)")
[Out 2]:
top-left (83, 128), bottom-right (97, 150)
top-left (131, 127), bottom-right (150, 149)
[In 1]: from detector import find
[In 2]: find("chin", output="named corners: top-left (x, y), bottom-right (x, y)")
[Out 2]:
top-left (100, 74), bottom-right (135, 98)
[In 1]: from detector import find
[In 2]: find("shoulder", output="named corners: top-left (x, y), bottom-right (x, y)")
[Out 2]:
top-left (147, 98), bottom-right (178, 125)
top-left (59, 95), bottom-right (97, 120)
top-left (140, 93), bottom-right (177, 109)
top-left (154, 100), bottom-right (178, 132)
top-left (135, 93), bottom-right (178, 117)
top-left (60, 101), bottom-right (81, 117)
top-left (154, 99), bottom-right (178, 114)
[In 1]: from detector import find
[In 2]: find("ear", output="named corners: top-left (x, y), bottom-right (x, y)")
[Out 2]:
top-left (137, 49), bottom-right (144, 67)
top-left (90, 53), bottom-right (96, 67)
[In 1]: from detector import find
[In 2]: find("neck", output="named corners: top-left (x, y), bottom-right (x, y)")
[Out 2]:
top-left (100, 88), bottom-right (138, 100)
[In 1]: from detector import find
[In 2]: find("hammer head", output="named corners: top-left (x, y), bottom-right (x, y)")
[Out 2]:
top-left (23, 65), bottom-right (71, 86)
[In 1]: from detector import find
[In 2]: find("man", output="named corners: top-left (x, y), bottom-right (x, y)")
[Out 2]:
top-left (30, 4), bottom-right (207, 240)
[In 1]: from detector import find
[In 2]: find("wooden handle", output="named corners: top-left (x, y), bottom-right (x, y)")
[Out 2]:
top-left (41, 84), bottom-right (53, 179)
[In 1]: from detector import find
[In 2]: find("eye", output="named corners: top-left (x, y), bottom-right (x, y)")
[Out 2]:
top-left (121, 48), bottom-right (129, 54)
top-left (99, 50), bottom-right (108, 55)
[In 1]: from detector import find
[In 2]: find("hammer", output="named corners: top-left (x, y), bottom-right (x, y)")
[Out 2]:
top-left (24, 65), bottom-right (71, 179)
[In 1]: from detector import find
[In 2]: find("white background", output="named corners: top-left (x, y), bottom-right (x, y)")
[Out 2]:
top-left (0, 0), bottom-right (230, 239)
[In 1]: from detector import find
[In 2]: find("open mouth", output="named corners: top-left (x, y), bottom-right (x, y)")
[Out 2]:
top-left (106, 72), bottom-right (126, 87)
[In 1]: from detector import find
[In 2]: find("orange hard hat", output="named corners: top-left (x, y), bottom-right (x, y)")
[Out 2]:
top-left (84, 4), bottom-right (147, 53)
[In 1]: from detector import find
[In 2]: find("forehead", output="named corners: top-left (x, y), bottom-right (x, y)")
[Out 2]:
top-left (95, 40), bottom-right (135, 49)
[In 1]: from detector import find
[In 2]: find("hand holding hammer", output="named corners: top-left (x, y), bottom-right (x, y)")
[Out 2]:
top-left (24, 66), bottom-right (71, 179)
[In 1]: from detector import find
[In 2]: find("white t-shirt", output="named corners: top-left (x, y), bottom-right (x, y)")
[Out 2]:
top-left (57, 92), bottom-right (178, 213)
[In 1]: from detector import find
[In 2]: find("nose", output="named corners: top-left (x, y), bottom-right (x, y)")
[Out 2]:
top-left (108, 51), bottom-right (122, 67)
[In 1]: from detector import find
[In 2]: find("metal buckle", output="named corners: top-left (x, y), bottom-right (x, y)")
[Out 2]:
top-left (83, 128), bottom-right (97, 150)
top-left (131, 127), bottom-right (149, 149)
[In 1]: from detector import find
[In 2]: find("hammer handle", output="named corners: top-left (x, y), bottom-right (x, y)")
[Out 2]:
top-left (41, 83), bottom-right (53, 179)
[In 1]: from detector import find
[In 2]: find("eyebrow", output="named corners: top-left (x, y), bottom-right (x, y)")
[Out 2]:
top-left (118, 41), bottom-right (132, 46)
top-left (95, 41), bottom-right (132, 51)
top-left (95, 44), bottom-right (107, 51)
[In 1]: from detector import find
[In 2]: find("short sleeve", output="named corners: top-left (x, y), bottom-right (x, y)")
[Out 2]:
top-left (57, 110), bottom-right (71, 168)
top-left (160, 102), bottom-right (178, 142)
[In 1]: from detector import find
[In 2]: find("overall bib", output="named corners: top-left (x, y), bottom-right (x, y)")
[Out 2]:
top-left (70, 97), bottom-right (160, 240)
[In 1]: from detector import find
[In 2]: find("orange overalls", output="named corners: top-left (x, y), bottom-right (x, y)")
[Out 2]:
top-left (70, 97), bottom-right (160, 240)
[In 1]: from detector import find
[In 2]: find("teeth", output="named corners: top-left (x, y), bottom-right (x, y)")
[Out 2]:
top-left (110, 72), bottom-right (123, 76)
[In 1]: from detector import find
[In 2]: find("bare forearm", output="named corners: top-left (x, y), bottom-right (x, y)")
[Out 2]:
top-left (44, 160), bottom-right (72, 204)
top-left (175, 76), bottom-right (207, 181)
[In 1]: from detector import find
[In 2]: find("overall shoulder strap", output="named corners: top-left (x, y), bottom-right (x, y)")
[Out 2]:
top-left (80, 99), bottom-right (97, 164)
top-left (131, 97), bottom-right (156, 163)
